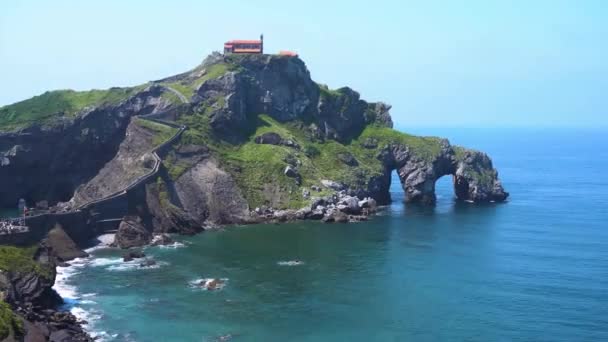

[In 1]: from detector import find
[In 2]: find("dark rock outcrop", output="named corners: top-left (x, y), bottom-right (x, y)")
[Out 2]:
top-left (191, 54), bottom-right (392, 142)
top-left (0, 85), bottom-right (173, 207)
top-left (114, 216), bottom-right (151, 249)
top-left (0, 243), bottom-right (92, 341)
top-left (123, 250), bottom-right (146, 262)
top-left (172, 159), bottom-right (251, 226)
top-left (377, 141), bottom-right (508, 204)
top-left (45, 225), bottom-right (88, 262)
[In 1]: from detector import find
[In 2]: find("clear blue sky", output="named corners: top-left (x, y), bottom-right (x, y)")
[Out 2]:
top-left (1, 0), bottom-right (607, 127)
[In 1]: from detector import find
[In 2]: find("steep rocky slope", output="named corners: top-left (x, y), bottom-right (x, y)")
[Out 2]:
top-left (0, 241), bottom-right (92, 341)
top-left (0, 53), bottom-right (508, 232)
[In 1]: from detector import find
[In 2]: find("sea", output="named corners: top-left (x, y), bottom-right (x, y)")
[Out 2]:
top-left (50, 127), bottom-right (607, 341)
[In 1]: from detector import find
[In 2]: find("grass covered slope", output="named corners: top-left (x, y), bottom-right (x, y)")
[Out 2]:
top-left (166, 111), bottom-right (445, 209)
top-left (0, 301), bottom-right (22, 340)
top-left (0, 87), bottom-right (143, 131)
top-left (0, 246), bottom-right (49, 276)
top-left (133, 118), bottom-right (179, 147)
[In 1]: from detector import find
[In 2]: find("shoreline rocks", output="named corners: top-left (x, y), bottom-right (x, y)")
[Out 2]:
top-left (1, 243), bottom-right (93, 341)
top-left (114, 216), bottom-right (152, 249)
top-left (250, 191), bottom-right (379, 224)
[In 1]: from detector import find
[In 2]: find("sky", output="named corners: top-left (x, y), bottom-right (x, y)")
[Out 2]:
top-left (1, 0), bottom-right (607, 127)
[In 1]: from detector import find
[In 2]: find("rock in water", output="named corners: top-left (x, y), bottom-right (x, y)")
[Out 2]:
top-left (123, 250), bottom-right (146, 262)
top-left (151, 233), bottom-right (175, 246)
top-left (139, 259), bottom-right (157, 268)
top-left (115, 216), bottom-right (151, 249)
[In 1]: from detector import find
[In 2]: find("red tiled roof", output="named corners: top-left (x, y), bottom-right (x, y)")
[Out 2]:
top-left (279, 50), bottom-right (298, 56)
top-left (225, 40), bottom-right (262, 44)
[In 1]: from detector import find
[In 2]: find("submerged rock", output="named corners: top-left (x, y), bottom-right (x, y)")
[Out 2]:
top-left (123, 250), bottom-right (146, 262)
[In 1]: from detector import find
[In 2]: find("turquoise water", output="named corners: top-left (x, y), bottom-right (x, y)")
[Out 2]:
top-left (0, 208), bottom-right (18, 218)
top-left (57, 128), bottom-right (608, 341)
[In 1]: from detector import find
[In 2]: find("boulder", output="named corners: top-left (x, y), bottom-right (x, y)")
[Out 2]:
top-left (302, 189), bottom-right (311, 199)
top-left (321, 180), bottom-right (345, 191)
top-left (46, 224), bottom-right (88, 262)
top-left (150, 234), bottom-right (174, 246)
top-left (254, 132), bottom-right (283, 145)
top-left (309, 208), bottom-right (325, 220)
top-left (123, 251), bottom-right (146, 262)
top-left (114, 216), bottom-right (151, 249)
top-left (322, 210), bottom-right (348, 223)
top-left (139, 259), bottom-right (157, 268)
top-left (358, 197), bottom-right (377, 210)
top-left (338, 196), bottom-right (360, 214)
top-left (284, 165), bottom-right (299, 178)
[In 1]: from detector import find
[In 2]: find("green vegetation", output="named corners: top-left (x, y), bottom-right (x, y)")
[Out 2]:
top-left (357, 125), bottom-right (443, 162)
top-left (161, 62), bottom-right (233, 101)
top-left (133, 118), bottom-right (179, 147)
top-left (453, 146), bottom-right (496, 188)
top-left (163, 151), bottom-right (191, 180)
top-left (317, 83), bottom-right (342, 100)
top-left (0, 87), bottom-right (142, 131)
top-left (0, 245), bottom-right (51, 277)
top-left (168, 110), bottom-right (445, 209)
top-left (0, 301), bottom-right (22, 340)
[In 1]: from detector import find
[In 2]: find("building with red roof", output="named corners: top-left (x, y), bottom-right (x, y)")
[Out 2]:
top-left (224, 35), bottom-right (263, 54)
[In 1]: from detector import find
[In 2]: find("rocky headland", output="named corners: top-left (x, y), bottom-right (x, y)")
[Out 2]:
top-left (0, 235), bottom-right (92, 342)
top-left (0, 53), bottom-right (507, 339)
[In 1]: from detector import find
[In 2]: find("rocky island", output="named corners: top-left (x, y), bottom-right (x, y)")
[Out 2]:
top-left (0, 53), bottom-right (507, 340)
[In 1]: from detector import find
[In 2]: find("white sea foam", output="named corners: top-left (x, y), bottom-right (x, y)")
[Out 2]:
top-left (85, 233), bottom-right (116, 253)
top-left (89, 257), bottom-right (123, 268)
top-left (157, 241), bottom-right (186, 249)
top-left (106, 259), bottom-right (166, 272)
top-left (54, 258), bottom-right (110, 341)
top-left (189, 278), bottom-right (229, 291)
top-left (278, 260), bottom-right (305, 266)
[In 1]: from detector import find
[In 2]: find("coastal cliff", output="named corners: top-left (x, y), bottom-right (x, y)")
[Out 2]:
top-left (0, 53), bottom-right (508, 232)
top-left (0, 240), bottom-right (92, 341)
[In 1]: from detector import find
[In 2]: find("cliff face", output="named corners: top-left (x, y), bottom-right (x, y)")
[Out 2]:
top-left (0, 53), bottom-right (508, 233)
top-left (0, 242), bottom-right (92, 341)
top-left (0, 86), bottom-right (173, 207)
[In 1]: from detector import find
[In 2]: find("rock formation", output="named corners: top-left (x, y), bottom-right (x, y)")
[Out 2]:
top-left (114, 216), bottom-right (151, 249)
top-left (0, 243), bottom-right (92, 341)
top-left (0, 52), bottom-right (508, 239)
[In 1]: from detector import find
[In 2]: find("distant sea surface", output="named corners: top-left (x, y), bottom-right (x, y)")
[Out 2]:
top-left (54, 128), bottom-right (608, 341)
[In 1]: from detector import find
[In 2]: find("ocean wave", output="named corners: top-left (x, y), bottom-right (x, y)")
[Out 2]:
top-left (189, 278), bottom-right (229, 291)
top-left (277, 260), bottom-right (305, 266)
top-left (55, 259), bottom-right (112, 341)
top-left (106, 259), bottom-right (167, 272)
top-left (157, 241), bottom-right (187, 249)
top-left (89, 257), bottom-right (123, 268)
top-left (85, 233), bottom-right (116, 253)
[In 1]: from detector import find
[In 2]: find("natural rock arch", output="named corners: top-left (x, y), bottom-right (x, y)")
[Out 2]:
top-left (377, 139), bottom-right (508, 205)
